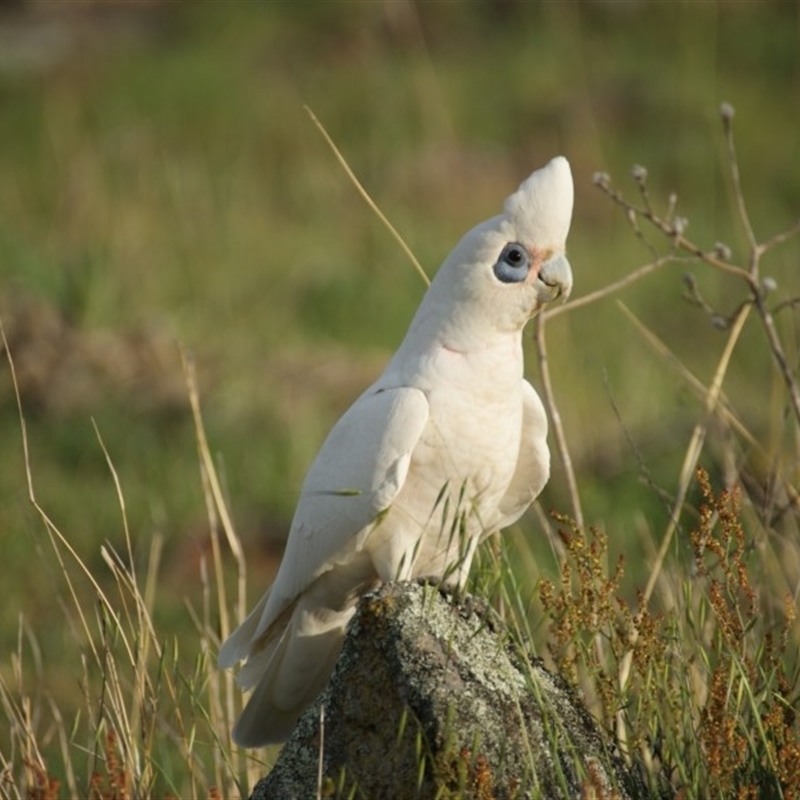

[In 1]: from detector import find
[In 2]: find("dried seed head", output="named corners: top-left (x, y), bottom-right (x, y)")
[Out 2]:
top-left (713, 241), bottom-right (733, 261)
top-left (762, 276), bottom-right (778, 293)
top-left (631, 164), bottom-right (648, 184)
top-left (711, 315), bottom-right (728, 331)
top-left (719, 101), bottom-right (735, 122)
top-left (672, 216), bottom-right (688, 236)
top-left (666, 193), bottom-right (678, 219)
top-left (592, 171), bottom-right (611, 189)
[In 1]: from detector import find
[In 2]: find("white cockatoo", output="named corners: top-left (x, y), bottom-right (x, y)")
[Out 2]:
top-left (218, 156), bottom-right (574, 747)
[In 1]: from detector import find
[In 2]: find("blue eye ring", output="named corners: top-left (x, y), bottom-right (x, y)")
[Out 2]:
top-left (493, 242), bottom-right (531, 284)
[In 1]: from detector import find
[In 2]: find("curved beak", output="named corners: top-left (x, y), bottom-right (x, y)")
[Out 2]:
top-left (537, 253), bottom-right (573, 303)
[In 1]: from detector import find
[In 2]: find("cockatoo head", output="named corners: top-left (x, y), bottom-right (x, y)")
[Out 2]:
top-left (424, 156), bottom-right (573, 341)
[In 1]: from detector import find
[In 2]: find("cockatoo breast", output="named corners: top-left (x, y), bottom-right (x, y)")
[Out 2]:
top-left (371, 336), bottom-right (527, 580)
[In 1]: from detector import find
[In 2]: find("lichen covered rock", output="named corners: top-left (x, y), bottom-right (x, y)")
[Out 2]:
top-left (250, 581), bottom-right (646, 800)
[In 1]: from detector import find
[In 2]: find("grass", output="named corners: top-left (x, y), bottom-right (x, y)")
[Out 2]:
top-left (1, 2), bottom-right (799, 797)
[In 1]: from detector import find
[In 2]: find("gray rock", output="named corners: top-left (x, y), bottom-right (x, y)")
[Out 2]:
top-left (250, 581), bottom-right (647, 800)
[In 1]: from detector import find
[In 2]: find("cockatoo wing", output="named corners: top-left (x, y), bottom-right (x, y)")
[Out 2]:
top-left (217, 385), bottom-right (429, 670)
top-left (268, 384), bottom-right (430, 603)
top-left (218, 385), bottom-right (430, 746)
top-left (493, 379), bottom-right (550, 530)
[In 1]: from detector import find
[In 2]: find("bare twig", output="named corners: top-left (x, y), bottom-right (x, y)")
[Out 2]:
top-left (593, 177), bottom-right (752, 282)
top-left (773, 296), bottom-right (800, 316)
top-left (754, 293), bottom-right (800, 425)
top-left (534, 314), bottom-right (583, 530)
top-left (543, 254), bottom-right (684, 321)
top-left (719, 102), bottom-right (759, 257)
top-left (718, 102), bottom-right (800, 426)
top-left (759, 217), bottom-right (800, 254)
top-left (595, 103), bottom-right (800, 435)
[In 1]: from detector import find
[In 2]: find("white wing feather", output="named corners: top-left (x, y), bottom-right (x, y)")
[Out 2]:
top-left (255, 386), bottom-right (428, 631)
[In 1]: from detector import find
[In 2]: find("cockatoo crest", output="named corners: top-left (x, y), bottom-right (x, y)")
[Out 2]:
top-left (504, 155), bottom-right (573, 250)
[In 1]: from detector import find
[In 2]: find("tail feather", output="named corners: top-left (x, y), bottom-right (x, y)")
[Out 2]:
top-left (217, 589), bottom-right (272, 670)
top-left (235, 622), bottom-right (289, 690)
top-left (224, 558), bottom-right (379, 745)
top-left (231, 607), bottom-right (353, 747)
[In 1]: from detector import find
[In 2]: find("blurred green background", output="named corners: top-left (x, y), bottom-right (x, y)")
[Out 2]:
top-left (0, 0), bottom-right (798, 718)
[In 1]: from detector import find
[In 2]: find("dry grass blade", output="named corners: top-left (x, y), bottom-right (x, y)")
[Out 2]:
top-left (305, 105), bottom-right (430, 288)
top-left (180, 345), bottom-right (255, 790)
top-left (645, 299), bottom-right (750, 607)
top-left (0, 314), bottom-right (133, 669)
top-left (92, 419), bottom-right (157, 781)
top-left (0, 327), bottom-right (144, 791)
top-left (2, 313), bottom-right (252, 798)
top-left (181, 346), bottom-right (246, 629)
top-left (617, 302), bottom-right (758, 450)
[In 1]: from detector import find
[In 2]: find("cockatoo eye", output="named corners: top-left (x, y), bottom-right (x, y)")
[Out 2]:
top-left (493, 242), bottom-right (531, 284)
